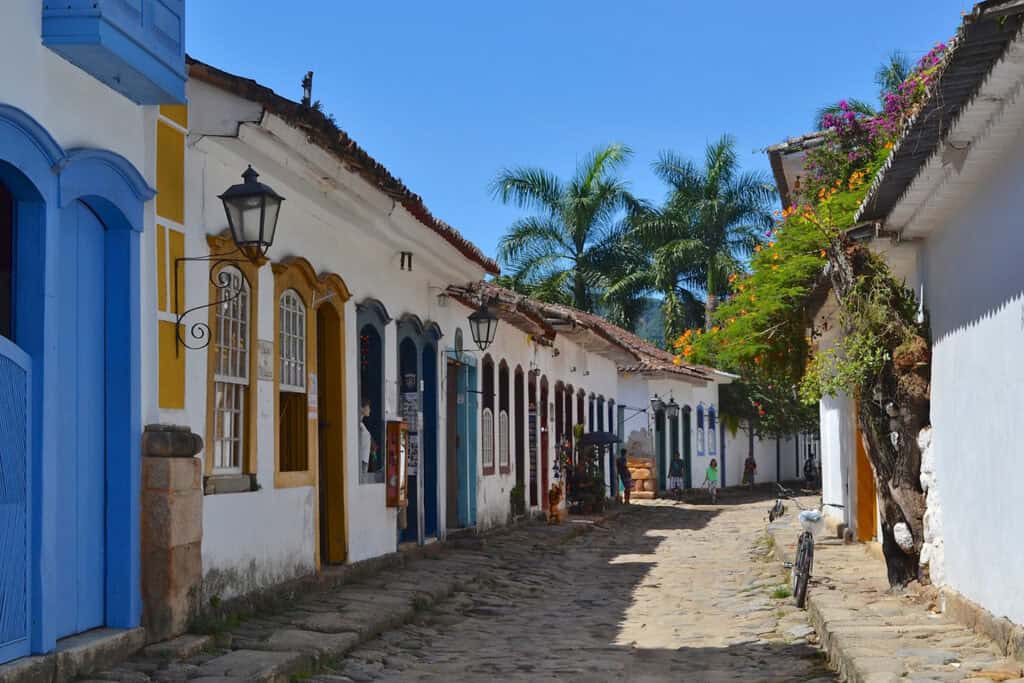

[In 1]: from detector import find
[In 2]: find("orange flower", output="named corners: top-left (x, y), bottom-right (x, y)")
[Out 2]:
top-left (672, 356), bottom-right (682, 366)
top-left (820, 249), bottom-right (827, 258)
top-left (754, 355), bottom-right (762, 365)
top-left (728, 272), bottom-right (738, 284)
top-left (772, 265), bottom-right (779, 271)
top-left (768, 241), bottom-right (775, 248)
top-left (754, 244), bottom-right (762, 253)
top-left (750, 294), bottom-right (757, 302)
top-left (711, 325), bottom-right (720, 333)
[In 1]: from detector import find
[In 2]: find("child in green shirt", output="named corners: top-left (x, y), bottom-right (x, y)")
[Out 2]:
top-left (703, 458), bottom-right (720, 503)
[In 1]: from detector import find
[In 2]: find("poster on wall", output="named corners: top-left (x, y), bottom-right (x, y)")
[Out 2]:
top-left (400, 390), bottom-right (420, 475)
top-left (385, 420), bottom-right (409, 508)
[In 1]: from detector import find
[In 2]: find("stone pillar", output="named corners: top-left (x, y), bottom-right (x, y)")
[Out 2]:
top-left (141, 425), bottom-right (203, 643)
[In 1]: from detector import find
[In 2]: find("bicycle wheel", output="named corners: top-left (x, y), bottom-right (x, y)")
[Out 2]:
top-left (794, 532), bottom-right (814, 608)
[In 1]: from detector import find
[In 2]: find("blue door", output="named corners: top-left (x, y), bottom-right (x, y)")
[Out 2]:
top-left (0, 336), bottom-right (31, 664)
top-left (455, 364), bottom-right (478, 528)
top-left (55, 202), bottom-right (106, 638)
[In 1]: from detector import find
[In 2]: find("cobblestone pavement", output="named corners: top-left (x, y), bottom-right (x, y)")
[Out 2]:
top-left (83, 493), bottom-right (834, 683)
top-left (318, 495), bottom-right (833, 682)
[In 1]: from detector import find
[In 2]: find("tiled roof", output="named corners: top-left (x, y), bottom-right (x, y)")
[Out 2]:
top-left (449, 281), bottom-right (721, 382)
top-left (856, 1), bottom-right (1024, 223)
top-left (186, 56), bottom-right (500, 275)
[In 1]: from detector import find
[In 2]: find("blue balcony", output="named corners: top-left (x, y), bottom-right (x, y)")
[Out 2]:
top-left (42, 0), bottom-right (185, 105)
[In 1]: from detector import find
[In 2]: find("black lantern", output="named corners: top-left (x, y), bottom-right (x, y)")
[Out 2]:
top-left (468, 300), bottom-right (498, 351)
top-left (219, 166), bottom-right (284, 261)
top-left (649, 394), bottom-right (666, 413)
top-left (665, 397), bottom-right (680, 420)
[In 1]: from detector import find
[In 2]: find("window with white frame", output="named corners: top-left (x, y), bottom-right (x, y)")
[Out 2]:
top-left (279, 289), bottom-right (306, 392)
top-left (498, 410), bottom-right (510, 471)
top-left (482, 407), bottom-right (495, 471)
top-left (212, 266), bottom-right (250, 473)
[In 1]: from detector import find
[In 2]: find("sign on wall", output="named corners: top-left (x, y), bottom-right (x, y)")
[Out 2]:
top-left (528, 406), bottom-right (538, 493)
top-left (385, 420), bottom-right (409, 508)
top-left (401, 390), bottom-right (420, 475)
top-left (257, 340), bottom-right (274, 380)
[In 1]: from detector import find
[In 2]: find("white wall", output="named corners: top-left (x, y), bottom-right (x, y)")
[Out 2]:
top-left (917, 123), bottom-right (1024, 624)
top-left (819, 394), bottom-right (854, 527)
top-left (181, 85), bottom-right (490, 590)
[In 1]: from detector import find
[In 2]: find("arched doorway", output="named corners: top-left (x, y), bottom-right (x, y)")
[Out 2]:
top-left (540, 376), bottom-right (549, 510)
top-left (316, 277), bottom-right (349, 565)
top-left (421, 339), bottom-right (439, 539)
top-left (527, 372), bottom-right (537, 507)
top-left (0, 108), bottom-right (153, 661)
top-left (396, 314), bottom-right (441, 544)
top-left (444, 331), bottom-right (477, 530)
top-left (513, 366), bottom-right (525, 493)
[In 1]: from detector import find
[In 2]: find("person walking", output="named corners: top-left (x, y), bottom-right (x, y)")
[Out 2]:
top-left (703, 458), bottom-right (720, 504)
top-left (803, 454), bottom-right (818, 488)
top-left (616, 449), bottom-right (632, 505)
top-left (742, 455), bottom-right (757, 490)
top-left (668, 453), bottom-right (686, 499)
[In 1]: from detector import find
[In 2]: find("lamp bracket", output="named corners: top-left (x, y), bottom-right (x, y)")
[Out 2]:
top-left (173, 246), bottom-right (254, 356)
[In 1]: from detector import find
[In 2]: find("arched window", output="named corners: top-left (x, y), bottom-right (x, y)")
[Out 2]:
top-left (708, 405), bottom-right (717, 456)
top-left (0, 180), bottom-right (12, 339)
top-left (278, 290), bottom-right (306, 391)
top-left (499, 361), bottom-right (510, 473)
top-left (278, 289), bottom-right (308, 473)
top-left (481, 355), bottom-right (495, 474)
top-left (358, 320), bottom-right (385, 483)
top-left (696, 404), bottom-right (705, 457)
top-left (212, 266), bottom-right (251, 474)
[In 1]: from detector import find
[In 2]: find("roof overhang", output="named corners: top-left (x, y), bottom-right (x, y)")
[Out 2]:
top-left (856, 2), bottom-right (1024, 234)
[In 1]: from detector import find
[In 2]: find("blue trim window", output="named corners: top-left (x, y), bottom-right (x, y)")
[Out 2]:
top-left (707, 405), bottom-right (717, 456)
top-left (696, 404), bottom-right (705, 457)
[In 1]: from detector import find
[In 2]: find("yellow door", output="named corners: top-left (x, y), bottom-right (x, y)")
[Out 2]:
top-left (854, 408), bottom-right (878, 542)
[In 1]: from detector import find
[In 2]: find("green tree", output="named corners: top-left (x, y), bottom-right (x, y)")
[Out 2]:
top-left (492, 144), bottom-right (637, 312)
top-left (612, 135), bottom-right (774, 342)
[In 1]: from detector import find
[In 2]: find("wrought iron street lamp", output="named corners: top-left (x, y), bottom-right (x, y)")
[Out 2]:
top-left (665, 397), bottom-right (680, 421)
top-left (174, 166), bottom-right (286, 352)
top-left (649, 394), bottom-right (666, 413)
top-left (468, 298), bottom-right (498, 351)
top-left (218, 166), bottom-right (285, 262)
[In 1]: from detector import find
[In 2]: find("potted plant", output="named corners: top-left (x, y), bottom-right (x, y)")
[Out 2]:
top-left (509, 484), bottom-right (526, 517)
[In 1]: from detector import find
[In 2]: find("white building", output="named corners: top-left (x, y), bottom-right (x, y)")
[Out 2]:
top-left (852, 0), bottom-right (1024, 625)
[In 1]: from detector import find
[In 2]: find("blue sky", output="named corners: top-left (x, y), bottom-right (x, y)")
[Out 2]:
top-left (188, 1), bottom-right (967, 264)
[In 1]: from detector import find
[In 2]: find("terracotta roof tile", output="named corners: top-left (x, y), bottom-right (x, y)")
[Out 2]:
top-left (451, 281), bottom-right (721, 382)
top-left (186, 56), bottom-right (499, 275)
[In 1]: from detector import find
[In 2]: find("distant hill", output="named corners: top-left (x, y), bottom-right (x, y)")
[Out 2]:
top-left (634, 298), bottom-right (666, 348)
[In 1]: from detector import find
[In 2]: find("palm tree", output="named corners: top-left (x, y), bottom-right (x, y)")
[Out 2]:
top-left (610, 135), bottom-right (775, 341)
top-left (875, 50), bottom-right (911, 99)
top-left (492, 144), bottom-right (636, 312)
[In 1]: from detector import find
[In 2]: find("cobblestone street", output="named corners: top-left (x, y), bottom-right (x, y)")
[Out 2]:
top-left (319, 495), bottom-right (832, 682)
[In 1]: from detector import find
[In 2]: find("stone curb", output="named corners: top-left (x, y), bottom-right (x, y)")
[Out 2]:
top-left (767, 522), bottom-right (885, 682)
top-left (766, 522), bottom-right (1024, 683)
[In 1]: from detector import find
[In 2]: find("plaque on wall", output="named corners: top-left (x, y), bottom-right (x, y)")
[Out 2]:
top-left (257, 340), bottom-right (274, 380)
top-left (385, 420), bottom-right (409, 508)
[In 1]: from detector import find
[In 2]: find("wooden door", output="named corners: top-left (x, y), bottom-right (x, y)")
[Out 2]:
top-left (317, 305), bottom-right (346, 564)
top-left (445, 361), bottom-right (459, 529)
top-left (854, 412), bottom-right (878, 542)
top-left (0, 335), bottom-right (31, 664)
top-left (55, 201), bottom-right (106, 638)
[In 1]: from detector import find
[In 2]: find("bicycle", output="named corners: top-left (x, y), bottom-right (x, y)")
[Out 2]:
top-left (772, 483), bottom-right (817, 609)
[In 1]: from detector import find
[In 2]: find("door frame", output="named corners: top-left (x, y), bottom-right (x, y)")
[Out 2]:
top-left (0, 104), bottom-right (153, 656)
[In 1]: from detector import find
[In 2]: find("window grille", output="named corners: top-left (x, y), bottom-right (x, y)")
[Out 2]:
top-left (213, 267), bottom-right (249, 473)
top-left (279, 289), bottom-right (306, 392)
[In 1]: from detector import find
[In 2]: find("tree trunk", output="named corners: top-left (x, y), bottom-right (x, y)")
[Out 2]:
top-left (826, 242), bottom-right (929, 587)
top-left (573, 271), bottom-right (587, 311)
